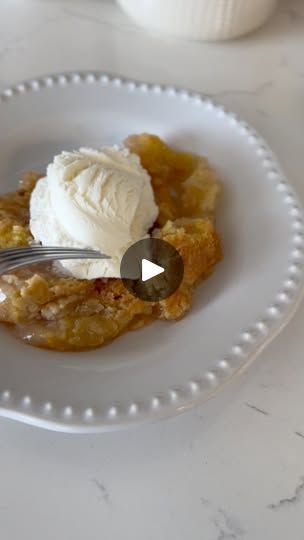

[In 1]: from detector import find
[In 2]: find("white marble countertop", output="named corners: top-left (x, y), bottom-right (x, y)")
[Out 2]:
top-left (1, 0), bottom-right (304, 538)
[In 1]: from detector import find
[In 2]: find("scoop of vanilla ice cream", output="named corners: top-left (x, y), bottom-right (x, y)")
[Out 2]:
top-left (30, 146), bottom-right (158, 279)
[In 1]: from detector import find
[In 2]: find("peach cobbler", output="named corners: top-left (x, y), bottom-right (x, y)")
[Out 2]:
top-left (0, 134), bottom-right (222, 351)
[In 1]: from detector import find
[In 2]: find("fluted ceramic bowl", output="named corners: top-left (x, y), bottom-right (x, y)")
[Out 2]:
top-left (117, 0), bottom-right (277, 41)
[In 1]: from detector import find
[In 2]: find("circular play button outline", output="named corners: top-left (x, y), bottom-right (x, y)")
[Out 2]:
top-left (120, 238), bottom-right (184, 302)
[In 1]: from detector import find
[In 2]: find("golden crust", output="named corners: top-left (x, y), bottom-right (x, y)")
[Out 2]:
top-left (125, 133), bottom-right (220, 224)
top-left (157, 218), bottom-right (222, 320)
top-left (0, 135), bottom-right (222, 351)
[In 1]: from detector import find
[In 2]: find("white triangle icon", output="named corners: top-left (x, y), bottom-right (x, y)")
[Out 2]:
top-left (141, 259), bottom-right (165, 282)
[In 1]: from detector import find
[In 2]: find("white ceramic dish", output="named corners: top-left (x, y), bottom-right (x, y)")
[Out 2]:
top-left (117, 0), bottom-right (277, 41)
top-left (0, 72), bottom-right (303, 433)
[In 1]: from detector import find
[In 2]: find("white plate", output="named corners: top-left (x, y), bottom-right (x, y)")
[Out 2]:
top-left (0, 72), bottom-right (303, 433)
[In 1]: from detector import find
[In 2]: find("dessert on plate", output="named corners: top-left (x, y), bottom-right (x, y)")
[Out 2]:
top-left (0, 134), bottom-right (222, 351)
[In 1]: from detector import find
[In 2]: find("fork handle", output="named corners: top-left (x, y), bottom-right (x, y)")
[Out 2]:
top-left (0, 252), bottom-right (109, 275)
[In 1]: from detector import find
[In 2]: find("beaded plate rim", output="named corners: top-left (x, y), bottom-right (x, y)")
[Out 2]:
top-left (0, 71), bottom-right (303, 433)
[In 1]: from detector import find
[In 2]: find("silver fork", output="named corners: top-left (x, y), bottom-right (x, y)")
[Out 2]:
top-left (0, 246), bottom-right (110, 275)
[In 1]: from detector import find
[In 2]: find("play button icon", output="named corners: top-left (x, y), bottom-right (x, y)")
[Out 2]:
top-left (141, 259), bottom-right (164, 282)
top-left (120, 238), bottom-right (184, 302)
